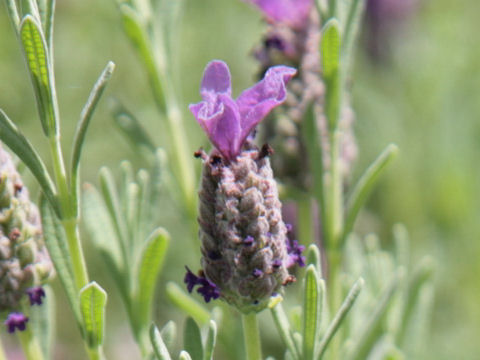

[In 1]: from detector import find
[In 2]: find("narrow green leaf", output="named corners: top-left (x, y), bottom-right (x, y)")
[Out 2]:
top-left (344, 144), bottom-right (399, 241)
top-left (166, 282), bottom-right (210, 325)
top-left (112, 100), bottom-right (157, 154)
top-left (321, 19), bottom-right (342, 130)
top-left (135, 228), bottom-right (170, 327)
top-left (302, 102), bottom-right (325, 217)
top-left (271, 303), bottom-right (300, 360)
top-left (40, 196), bottom-right (80, 325)
top-left (20, 15), bottom-right (58, 136)
top-left (71, 62), bottom-right (115, 215)
top-left (79, 282), bottom-right (108, 348)
top-left (0, 109), bottom-right (59, 215)
top-left (184, 317), bottom-right (204, 360)
top-left (204, 320), bottom-right (217, 360)
top-left (44, 0), bottom-right (55, 50)
top-left (30, 285), bottom-right (55, 359)
top-left (342, 0), bottom-right (366, 74)
top-left (317, 278), bottom-right (364, 359)
top-left (82, 184), bottom-right (125, 294)
top-left (303, 266), bottom-right (320, 360)
top-left (160, 321), bottom-right (177, 354)
top-left (179, 351), bottom-right (193, 360)
top-left (150, 323), bottom-right (172, 360)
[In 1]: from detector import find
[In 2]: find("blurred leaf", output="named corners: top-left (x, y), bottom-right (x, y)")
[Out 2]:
top-left (150, 323), bottom-right (172, 360)
top-left (184, 317), bottom-right (203, 360)
top-left (344, 144), bottom-right (399, 241)
top-left (112, 100), bottom-right (156, 154)
top-left (82, 184), bottom-right (125, 294)
top-left (345, 272), bottom-right (402, 360)
top-left (136, 228), bottom-right (170, 328)
top-left (306, 244), bottom-right (323, 277)
top-left (79, 282), bottom-right (107, 348)
top-left (303, 265), bottom-right (321, 360)
top-left (160, 321), bottom-right (177, 354)
top-left (0, 109), bottom-right (59, 215)
top-left (40, 196), bottom-right (81, 325)
top-left (343, 0), bottom-right (366, 72)
top-left (321, 18), bottom-right (341, 130)
top-left (302, 102), bottom-right (325, 215)
top-left (36, 0), bottom-right (55, 48)
top-left (179, 351), bottom-right (193, 360)
top-left (317, 278), bottom-right (364, 359)
top-left (203, 320), bottom-right (217, 360)
top-left (30, 285), bottom-right (55, 359)
top-left (166, 282), bottom-right (210, 325)
top-left (20, 15), bottom-right (58, 136)
top-left (5, 0), bottom-right (20, 30)
top-left (71, 62), bottom-right (115, 216)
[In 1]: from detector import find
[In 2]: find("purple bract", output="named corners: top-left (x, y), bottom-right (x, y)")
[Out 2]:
top-left (189, 60), bottom-right (296, 161)
top-left (244, 0), bottom-right (313, 29)
top-left (184, 267), bottom-right (220, 303)
top-left (4, 312), bottom-right (29, 333)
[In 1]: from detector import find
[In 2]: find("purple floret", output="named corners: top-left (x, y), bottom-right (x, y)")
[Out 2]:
top-left (26, 286), bottom-right (46, 306)
top-left (286, 239), bottom-right (306, 268)
top-left (4, 312), bottom-right (29, 333)
top-left (243, 0), bottom-right (313, 29)
top-left (184, 267), bottom-right (220, 303)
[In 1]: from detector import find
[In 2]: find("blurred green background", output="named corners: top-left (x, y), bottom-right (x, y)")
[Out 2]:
top-left (0, 0), bottom-right (479, 358)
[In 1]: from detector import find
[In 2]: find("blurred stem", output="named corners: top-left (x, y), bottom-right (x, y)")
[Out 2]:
top-left (63, 218), bottom-right (89, 290)
top-left (86, 346), bottom-right (107, 360)
top-left (242, 313), bottom-right (262, 360)
top-left (0, 337), bottom-right (7, 360)
top-left (298, 195), bottom-right (314, 246)
top-left (17, 325), bottom-right (45, 360)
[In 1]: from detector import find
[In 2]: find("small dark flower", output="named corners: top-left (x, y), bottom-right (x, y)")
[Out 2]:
top-left (243, 236), bottom-right (255, 246)
top-left (253, 269), bottom-right (263, 278)
top-left (26, 287), bottom-right (46, 306)
top-left (184, 267), bottom-right (199, 293)
top-left (196, 278), bottom-right (221, 303)
top-left (286, 240), bottom-right (306, 267)
top-left (4, 312), bottom-right (29, 333)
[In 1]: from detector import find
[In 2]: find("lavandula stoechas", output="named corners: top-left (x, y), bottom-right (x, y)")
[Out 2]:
top-left (245, 0), bottom-right (357, 189)
top-left (0, 145), bottom-right (54, 333)
top-left (185, 61), bottom-right (304, 313)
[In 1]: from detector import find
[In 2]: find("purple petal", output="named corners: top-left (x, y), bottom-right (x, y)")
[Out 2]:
top-left (244, 0), bottom-right (313, 28)
top-left (236, 65), bottom-right (296, 143)
top-left (200, 60), bottom-right (232, 101)
top-left (189, 95), bottom-right (242, 160)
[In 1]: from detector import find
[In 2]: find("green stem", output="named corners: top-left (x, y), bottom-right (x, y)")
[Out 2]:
top-left (17, 325), bottom-right (45, 360)
top-left (297, 195), bottom-right (314, 246)
top-left (0, 337), bottom-right (7, 360)
top-left (63, 218), bottom-right (89, 290)
top-left (242, 313), bottom-right (262, 360)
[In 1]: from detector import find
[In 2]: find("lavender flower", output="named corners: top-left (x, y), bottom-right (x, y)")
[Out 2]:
top-left (187, 61), bottom-right (300, 313)
top-left (4, 312), bottom-right (29, 333)
top-left (26, 286), bottom-right (46, 306)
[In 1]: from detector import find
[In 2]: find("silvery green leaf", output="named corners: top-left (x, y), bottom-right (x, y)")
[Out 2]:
top-left (5, 0), bottom-right (20, 30)
top-left (135, 228), bottom-right (170, 328)
top-left (71, 62), bottom-right (115, 216)
top-left (203, 320), bottom-right (217, 360)
top-left (20, 15), bottom-right (59, 137)
top-left (184, 317), bottom-right (203, 360)
top-left (303, 266), bottom-right (321, 360)
top-left (150, 323), bottom-right (172, 360)
top-left (40, 196), bottom-right (80, 325)
top-left (82, 184), bottom-right (125, 295)
top-left (306, 244), bottom-right (323, 277)
top-left (0, 109), bottom-right (59, 215)
top-left (343, 0), bottom-right (366, 73)
top-left (79, 282), bottom-right (107, 348)
top-left (30, 285), bottom-right (55, 359)
top-left (160, 321), bottom-right (177, 354)
top-left (317, 278), bottom-right (364, 359)
top-left (166, 282), bottom-right (210, 325)
top-left (344, 144), bottom-right (399, 241)
top-left (179, 351), bottom-right (193, 360)
top-left (321, 18), bottom-right (341, 130)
